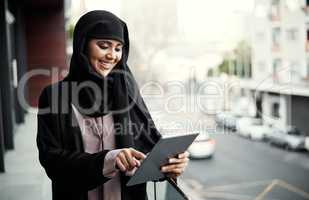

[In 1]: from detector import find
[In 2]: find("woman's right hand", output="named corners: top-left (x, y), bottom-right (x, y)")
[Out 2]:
top-left (115, 148), bottom-right (146, 172)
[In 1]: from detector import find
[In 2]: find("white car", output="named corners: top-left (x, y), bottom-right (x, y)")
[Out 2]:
top-left (158, 124), bottom-right (215, 159)
top-left (236, 117), bottom-right (270, 140)
top-left (188, 132), bottom-right (215, 159)
top-left (236, 117), bottom-right (260, 136)
top-left (249, 125), bottom-right (271, 141)
top-left (304, 137), bottom-right (309, 151)
top-left (216, 112), bottom-right (239, 131)
top-left (268, 126), bottom-right (306, 151)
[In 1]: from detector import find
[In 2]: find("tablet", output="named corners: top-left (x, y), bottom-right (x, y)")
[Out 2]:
top-left (126, 132), bottom-right (199, 186)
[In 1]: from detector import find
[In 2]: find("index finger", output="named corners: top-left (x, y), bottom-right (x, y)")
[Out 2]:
top-left (178, 151), bottom-right (189, 158)
top-left (130, 148), bottom-right (146, 160)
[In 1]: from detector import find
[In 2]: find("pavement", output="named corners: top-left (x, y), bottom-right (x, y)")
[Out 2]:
top-left (0, 110), bottom-right (204, 200)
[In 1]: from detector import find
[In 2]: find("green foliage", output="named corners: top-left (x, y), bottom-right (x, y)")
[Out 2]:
top-left (207, 40), bottom-right (252, 78)
top-left (68, 24), bottom-right (75, 40)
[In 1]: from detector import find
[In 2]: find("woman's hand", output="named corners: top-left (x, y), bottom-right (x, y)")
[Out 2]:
top-left (115, 148), bottom-right (146, 172)
top-left (160, 151), bottom-right (189, 179)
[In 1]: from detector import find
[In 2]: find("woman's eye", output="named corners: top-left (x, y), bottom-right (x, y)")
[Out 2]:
top-left (115, 48), bottom-right (122, 52)
top-left (99, 45), bottom-right (108, 49)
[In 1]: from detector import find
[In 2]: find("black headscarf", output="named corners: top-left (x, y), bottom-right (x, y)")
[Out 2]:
top-left (64, 10), bottom-right (160, 150)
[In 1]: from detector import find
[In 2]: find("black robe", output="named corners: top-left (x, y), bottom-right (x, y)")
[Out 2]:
top-left (37, 80), bottom-right (161, 200)
top-left (36, 10), bottom-right (161, 200)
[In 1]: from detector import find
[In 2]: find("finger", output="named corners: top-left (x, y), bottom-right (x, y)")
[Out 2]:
top-left (161, 163), bottom-right (187, 173)
top-left (122, 149), bottom-right (136, 169)
top-left (177, 151), bottom-right (189, 159)
top-left (168, 167), bottom-right (184, 174)
top-left (118, 152), bottom-right (130, 170)
top-left (115, 157), bottom-right (126, 172)
top-left (169, 157), bottom-right (189, 164)
top-left (133, 157), bottom-right (141, 167)
top-left (130, 148), bottom-right (146, 160)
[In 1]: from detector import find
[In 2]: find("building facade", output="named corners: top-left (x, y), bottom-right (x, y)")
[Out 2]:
top-left (242, 0), bottom-right (309, 134)
top-left (0, 0), bottom-right (69, 172)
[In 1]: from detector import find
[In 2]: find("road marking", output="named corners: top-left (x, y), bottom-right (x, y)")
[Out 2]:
top-left (277, 180), bottom-right (309, 199)
top-left (204, 180), bottom-right (273, 191)
top-left (185, 178), bottom-right (309, 200)
top-left (255, 179), bottom-right (309, 200)
top-left (254, 179), bottom-right (278, 200)
top-left (203, 191), bottom-right (256, 200)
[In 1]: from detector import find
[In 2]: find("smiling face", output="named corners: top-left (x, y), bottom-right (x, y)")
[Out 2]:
top-left (86, 39), bottom-right (123, 77)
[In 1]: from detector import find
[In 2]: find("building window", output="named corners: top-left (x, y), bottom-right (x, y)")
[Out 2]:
top-left (271, 0), bottom-right (280, 21)
top-left (272, 28), bottom-right (281, 51)
top-left (273, 59), bottom-right (281, 81)
top-left (286, 28), bottom-right (298, 41)
top-left (272, 102), bottom-right (280, 118)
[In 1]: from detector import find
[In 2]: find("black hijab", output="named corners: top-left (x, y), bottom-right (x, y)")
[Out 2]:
top-left (64, 10), bottom-right (160, 150)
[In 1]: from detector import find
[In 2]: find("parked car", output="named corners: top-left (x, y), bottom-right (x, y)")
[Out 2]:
top-left (187, 132), bottom-right (215, 159)
top-left (305, 137), bottom-right (309, 152)
top-left (236, 117), bottom-right (258, 138)
top-left (216, 112), bottom-right (240, 131)
top-left (268, 126), bottom-right (306, 150)
top-left (236, 117), bottom-right (271, 140)
top-left (158, 124), bottom-right (215, 159)
top-left (249, 125), bottom-right (272, 141)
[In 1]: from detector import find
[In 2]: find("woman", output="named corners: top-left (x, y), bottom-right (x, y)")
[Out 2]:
top-left (37, 10), bottom-right (189, 200)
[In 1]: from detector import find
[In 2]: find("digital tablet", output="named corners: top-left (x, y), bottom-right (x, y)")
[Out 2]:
top-left (126, 132), bottom-right (199, 186)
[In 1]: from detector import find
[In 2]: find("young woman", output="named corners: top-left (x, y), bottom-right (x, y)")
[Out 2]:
top-left (37, 10), bottom-right (189, 200)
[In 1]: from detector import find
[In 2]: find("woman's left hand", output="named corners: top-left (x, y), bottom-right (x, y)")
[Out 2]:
top-left (160, 151), bottom-right (189, 179)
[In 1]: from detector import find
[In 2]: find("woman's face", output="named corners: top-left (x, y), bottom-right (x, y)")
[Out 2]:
top-left (87, 39), bottom-right (123, 77)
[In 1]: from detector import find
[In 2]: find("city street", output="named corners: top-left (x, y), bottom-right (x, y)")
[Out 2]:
top-left (182, 132), bottom-right (309, 200)
top-left (146, 94), bottom-right (309, 200)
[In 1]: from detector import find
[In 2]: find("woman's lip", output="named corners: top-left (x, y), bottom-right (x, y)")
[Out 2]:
top-left (99, 61), bottom-right (112, 69)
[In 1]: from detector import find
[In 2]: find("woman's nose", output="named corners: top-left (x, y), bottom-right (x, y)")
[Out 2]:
top-left (106, 51), bottom-right (116, 60)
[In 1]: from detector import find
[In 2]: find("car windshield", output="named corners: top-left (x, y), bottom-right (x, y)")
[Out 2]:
top-left (288, 129), bottom-right (303, 136)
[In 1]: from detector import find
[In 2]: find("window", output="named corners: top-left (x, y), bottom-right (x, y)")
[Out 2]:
top-left (273, 59), bottom-right (281, 81)
top-left (272, 28), bottom-right (281, 51)
top-left (271, 0), bottom-right (280, 20)
top-left (272, 102), bottom-right (280, 118)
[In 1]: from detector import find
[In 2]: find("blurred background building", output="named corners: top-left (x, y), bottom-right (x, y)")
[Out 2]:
top-left (241, 0), bottom-right (309, 134)
top-left (0, 0), bottom-right (70, 172)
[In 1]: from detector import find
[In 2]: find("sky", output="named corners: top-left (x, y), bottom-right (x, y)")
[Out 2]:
top-left (71, 0), bottom-right (255, 51)
top-left (70, 0), bottom-right (255, 79)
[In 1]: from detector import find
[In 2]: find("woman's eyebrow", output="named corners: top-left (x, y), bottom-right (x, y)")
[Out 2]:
top-left (97, 40), bottom-right (111, 45)
top-left (97, 40), bottom-right (123, 47)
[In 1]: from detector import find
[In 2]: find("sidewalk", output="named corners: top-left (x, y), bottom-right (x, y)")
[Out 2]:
top-left (0, 111), bottom-right (203, 200)
top-left (0, 111), bottom-right (51, 200)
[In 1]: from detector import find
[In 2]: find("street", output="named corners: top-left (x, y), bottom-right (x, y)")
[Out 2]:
top-left (146, 95), bottom-right (309, 200)
top-left (182, 132), bottom-right (309, 200)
